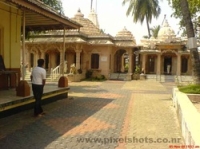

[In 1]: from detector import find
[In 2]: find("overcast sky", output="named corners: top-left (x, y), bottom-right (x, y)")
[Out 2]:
top-left (60, 0), bottom-right (180, 44)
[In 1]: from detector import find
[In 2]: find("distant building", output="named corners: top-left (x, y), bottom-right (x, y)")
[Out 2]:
top-left (25, 9), bottom-right (197, 82)
top-left (25, 9), bottom-right (138, 81)
top-left (139, 18), bottom-right (195, 82)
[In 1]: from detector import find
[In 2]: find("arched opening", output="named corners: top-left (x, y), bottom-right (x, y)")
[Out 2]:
top-left (164, 56), bottom-right (172, 74)
top-left (147, 55), bottom-right (156, 74)
top-left (114, 49), bottom-right (127, 73)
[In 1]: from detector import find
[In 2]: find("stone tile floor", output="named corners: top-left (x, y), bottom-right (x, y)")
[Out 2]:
top-left (0, 80), bottom-right (185, 149)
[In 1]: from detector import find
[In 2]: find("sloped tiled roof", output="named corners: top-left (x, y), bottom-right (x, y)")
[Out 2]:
top-left (27, 9), bottom-right (138, 47)
top-left (114, 27), bottom-right (136, 47)
top-left (71, 9), bottom-right (104, 36)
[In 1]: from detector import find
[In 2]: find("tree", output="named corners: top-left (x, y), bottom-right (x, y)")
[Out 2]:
top-left (168, 0), bottom-right (200, 36)
top-left (41, 0), bottom-right (64, 15)
top-left (122, 0), bottom-right (161, 38)
top-left (150, 25), bottom-right (160, 38)
top-left (178, 0), bottom-right (200, 84)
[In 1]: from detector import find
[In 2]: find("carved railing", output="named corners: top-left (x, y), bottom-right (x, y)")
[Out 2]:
top-left (50, 65), bottom-right (61, 81)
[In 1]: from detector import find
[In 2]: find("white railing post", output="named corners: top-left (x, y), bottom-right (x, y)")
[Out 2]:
top-left (51, 68), bottom-right (53, 81)
top-left (49, 63), bottom-right (62, 81)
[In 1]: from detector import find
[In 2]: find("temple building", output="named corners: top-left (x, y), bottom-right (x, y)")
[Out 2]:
top-left (24, 9), bottom-right (138, 81)
top-left (139, 18), bottom-right (192, 82)
top-left (24, 8), bottom-right (196, 83)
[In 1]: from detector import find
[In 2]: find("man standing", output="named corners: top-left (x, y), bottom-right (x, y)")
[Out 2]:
top-left (30, 59), bottom-right (46, 117)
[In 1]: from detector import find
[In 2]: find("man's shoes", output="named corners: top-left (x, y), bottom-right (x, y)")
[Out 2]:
top-left (34, 112), bottom-right (46, 117)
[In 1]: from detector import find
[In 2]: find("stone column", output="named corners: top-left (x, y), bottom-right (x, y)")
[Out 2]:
top-left (177, 54), bottom-right (181, 76)
top-left (41, 51), bottom-right (45, 60)
top-left (128, 49), bottom-right (133, 73)
top-left (75, 50), bottom-right (81, 70)
top-left (142, 54), bottom-right (146, 73)
top-left (27, 52), bottom-right (30, 71)
top-left (34, 52), bottom-right (39, 67)
top-left (59, 50), bottom-right (64, 74)
top-left (157, 54), bottom-right (161, 75)
top-left (121, 54), bottom-right (124, 72)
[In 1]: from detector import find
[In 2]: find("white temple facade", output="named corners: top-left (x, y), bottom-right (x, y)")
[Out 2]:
top-left (139, 19), bottom-right (192, 82)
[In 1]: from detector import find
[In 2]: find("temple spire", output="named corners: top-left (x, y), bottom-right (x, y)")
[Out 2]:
top-left (91, 0), bottom-right (93, 10)
top-left (162, 14), bottom-right (166, 25)
top-left (88, 0), bottom-right (99, 28)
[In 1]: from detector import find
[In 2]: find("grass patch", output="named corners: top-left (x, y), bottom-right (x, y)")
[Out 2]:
top-left (178, 84), bottom-right (200, 94)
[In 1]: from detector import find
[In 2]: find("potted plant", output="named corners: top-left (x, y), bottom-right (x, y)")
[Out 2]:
top-left (133, 65), bottom-right (140, 80)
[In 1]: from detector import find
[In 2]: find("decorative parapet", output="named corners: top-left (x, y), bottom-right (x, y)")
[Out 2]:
top-left (172, 88), bottom-right (200, 147)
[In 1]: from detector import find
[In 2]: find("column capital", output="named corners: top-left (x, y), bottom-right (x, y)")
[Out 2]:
top-left (75, 49), bottom-right (82, 53)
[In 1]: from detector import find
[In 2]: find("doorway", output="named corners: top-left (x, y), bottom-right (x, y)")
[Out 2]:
top-left (164, 56), bottom-right (172, 74)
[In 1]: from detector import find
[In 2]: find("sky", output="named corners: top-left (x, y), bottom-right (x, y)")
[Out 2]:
top-left (60, 0), bottom-right (181, 44)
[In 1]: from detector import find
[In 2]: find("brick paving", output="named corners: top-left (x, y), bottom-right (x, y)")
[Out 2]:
top-left (0, 80), bottom-right (184, 149)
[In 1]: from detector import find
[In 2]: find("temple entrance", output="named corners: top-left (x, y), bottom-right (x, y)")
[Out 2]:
top-left (164, 56), bottom-right (172, 74)
top-left (114, 49), bottom-right (127, 73)
top-left (147, 55), bottom-right (156, 74)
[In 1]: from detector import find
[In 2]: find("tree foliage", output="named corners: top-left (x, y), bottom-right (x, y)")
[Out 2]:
top-left (41, 0), bottom-right (64, 15)
top-left (168, 0), bottom-right (200, 36)
top-left (150, 25), bottom-right (160, 38)
top-left (122, 0), bottom-right (161, 38)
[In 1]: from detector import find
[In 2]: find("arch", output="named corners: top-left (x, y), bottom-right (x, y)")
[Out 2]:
top-left (114, 49), bottom-right (127, 73)
top-left (161, 50), bottom-right (178, 56)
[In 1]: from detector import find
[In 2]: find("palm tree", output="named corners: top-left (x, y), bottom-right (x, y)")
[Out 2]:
top-left (150, 25), bottom-right (160, 38)
top-left (179, 0), bottom-right (200, 84)
top-left (122, 0), bottom-right (161, 38)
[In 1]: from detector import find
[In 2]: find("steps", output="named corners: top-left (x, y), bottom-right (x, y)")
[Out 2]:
top-left (24, 70), bottom-right (59, 82)
top-left (109, 73), bottom-right (132, 81)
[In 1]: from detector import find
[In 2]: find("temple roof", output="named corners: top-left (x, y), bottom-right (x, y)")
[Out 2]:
top-left (114, 27), bottom-right (136, 46)
top-left (116, 27), bottom-right (135, 39)
top-left (27, 9), bottom-right (137, 47)
top-left (157, 19), bottom-right (176, 42)
top-left (71, 9), bottom-right (103, 36)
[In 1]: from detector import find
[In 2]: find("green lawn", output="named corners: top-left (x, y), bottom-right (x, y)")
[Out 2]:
top-left (178, 84), bottom-right (200, 94)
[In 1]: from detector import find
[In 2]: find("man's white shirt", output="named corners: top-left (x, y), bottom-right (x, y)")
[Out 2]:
top-left (31, 67), bottom-right (46, 85)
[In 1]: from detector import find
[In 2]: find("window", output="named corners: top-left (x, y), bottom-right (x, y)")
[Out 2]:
top-left (91, 54), bottom-right (99, 69)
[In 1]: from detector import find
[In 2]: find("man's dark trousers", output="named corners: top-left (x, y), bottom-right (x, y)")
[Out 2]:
top-left (32, 84), bottom-right (44, 115)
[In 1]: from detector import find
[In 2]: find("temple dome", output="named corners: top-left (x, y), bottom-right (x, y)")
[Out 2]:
top-left (74, 9), bottom-right (84, 18)
top-left (115, 27), bottom-right (136, 44)
top-left (157, 19), bottom-right (176, 42)
top-left (116, 27), bottom-right (134, 38)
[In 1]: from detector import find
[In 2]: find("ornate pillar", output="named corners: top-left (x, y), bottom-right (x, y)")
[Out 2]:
top-left (59, 49), bottom-right (64, 74)
top-left (75, 50), bottom-right (81, 70)
top-left (128, 49), bottom-right (133, 73)
top-left (27, 52), bottom-right (30, 71)
top-left (142, 54), bottom-right (146, 73)
top-left (177, 53), bottom-right (181, 76)
top-left (34, 52), bottom-right (39, 67)
top-left (157, 54), bottom-right (161, 75)
top-left (41, 51), bottom-right (45, 60)
top-left (121, 54), bottom-right (124, 72)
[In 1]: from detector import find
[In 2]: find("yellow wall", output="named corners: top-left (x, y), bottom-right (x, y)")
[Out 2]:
top-left (0, 2), bottom-right (21, 69)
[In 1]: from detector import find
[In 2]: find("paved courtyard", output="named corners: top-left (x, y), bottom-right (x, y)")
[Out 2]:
top-left (0, 80), bottom-right (184, 149)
